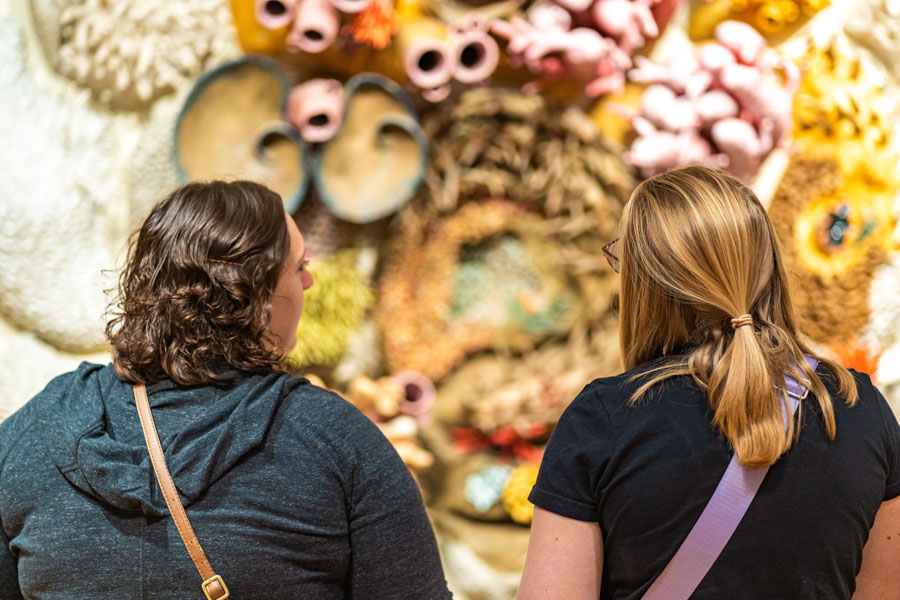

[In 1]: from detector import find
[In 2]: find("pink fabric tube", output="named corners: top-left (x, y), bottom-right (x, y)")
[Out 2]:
top-left (286, 79), bottom-right (344, 143)
top-left (392, 371), bottom-right (436, 423)
top-left (452, 27), bottom-right (500, 84)
top-left (403, 41), bottom-right (454, 92)
top-left (255, 0), bottom-right (298, 30)
top-left (286, 0), bottom-right (339, 54)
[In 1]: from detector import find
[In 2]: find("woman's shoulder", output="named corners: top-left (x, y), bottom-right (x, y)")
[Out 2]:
top-left (276, 375), bottom-right (394, 451)
top-left (568, 372), bottom-right (631, 414)
top-left (0, 362), bottom-right (116, 477)
top-left (845, 367), bottom-right (882, 397)
top-left (279, 375), bottom-right (371, 426)
top-left (275, 375), bottom-right (414, 486)
top-left (827, 366), bottom-right (895, 419)
top-left (0, 397), bottom-right (38, 469)
top-left (578, 369), bottom-right (645, 398)
top-left (559, 370), bottom-right (647, 430)
top-left (0, 362), bottom-right (108, 437)
top-left (814, 363), bottom-right (884, 406)
top-left (574, 366), bottom-right (699, 411)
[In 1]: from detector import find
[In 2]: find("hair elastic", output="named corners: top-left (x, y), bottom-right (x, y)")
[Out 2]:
top-left (730, 314), bottom-right (753, 330)
top-left (208, 258), bottom-right (243, 267)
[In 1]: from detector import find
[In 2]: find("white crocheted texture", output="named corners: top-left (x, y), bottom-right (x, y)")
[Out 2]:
top-left (0, 0), bottom-right (243, 416)
top-left (0, 15), bottom-right (117, 352)
top-left (32, 0), bottom-right (235, 108)
top-left (0, 2), bottom-right (238, 411)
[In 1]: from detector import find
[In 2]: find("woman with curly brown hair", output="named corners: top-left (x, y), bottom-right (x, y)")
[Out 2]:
top-left (0, 180), bottom-right (452, 599)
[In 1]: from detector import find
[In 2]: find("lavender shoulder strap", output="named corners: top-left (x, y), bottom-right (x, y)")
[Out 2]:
top-left (641, 356), bottom-right (819, 600)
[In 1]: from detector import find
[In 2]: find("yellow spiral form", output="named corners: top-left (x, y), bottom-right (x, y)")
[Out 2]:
top-left (501, 463), bottom-right (540, 525)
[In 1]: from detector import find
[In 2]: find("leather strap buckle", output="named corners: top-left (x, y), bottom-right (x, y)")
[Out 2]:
top-left (202, 574), bottom-right (229, 600)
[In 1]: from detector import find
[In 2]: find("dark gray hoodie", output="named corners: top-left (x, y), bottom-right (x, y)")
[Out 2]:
top-left (0, 362), bottom-right (451, 599)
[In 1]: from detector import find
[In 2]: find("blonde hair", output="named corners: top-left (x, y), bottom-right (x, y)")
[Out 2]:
top-left (619, 166), bottom-right (857, 468)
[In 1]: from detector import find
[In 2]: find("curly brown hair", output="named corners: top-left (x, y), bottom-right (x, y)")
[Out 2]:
top-left (106, 180), bottom-right (291, 385)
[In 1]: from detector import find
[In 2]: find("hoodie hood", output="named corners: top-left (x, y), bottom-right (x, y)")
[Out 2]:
top-left (33, 362), bottom-right (304, 517)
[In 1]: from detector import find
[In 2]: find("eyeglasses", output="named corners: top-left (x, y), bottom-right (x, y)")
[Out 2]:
top-left (602, 238), bottom-right (620, 273)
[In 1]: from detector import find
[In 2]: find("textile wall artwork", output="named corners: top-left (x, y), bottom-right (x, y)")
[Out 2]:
top-left (2, 1), bottom-right (900, 597)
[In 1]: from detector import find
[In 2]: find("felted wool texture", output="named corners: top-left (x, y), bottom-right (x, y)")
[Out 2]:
top-left (0, 1), bottom-right (240, 385)
top-left (29, 0), bottom-right (237, 109)
top-left (0, 14), bottom-right (117, 352)
top-left (379, 89), bottom-right (632, 382)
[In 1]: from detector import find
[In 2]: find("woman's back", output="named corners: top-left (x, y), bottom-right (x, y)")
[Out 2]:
top-left (531, 365), bottom-right (900, 599)
top-left (518, 166), bottom-right (900, 599)
top-left (0, 362), bottom-right (451, 599)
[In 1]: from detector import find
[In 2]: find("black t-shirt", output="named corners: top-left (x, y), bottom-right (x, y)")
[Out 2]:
top-left (529, 365), bottom-right (900, 600)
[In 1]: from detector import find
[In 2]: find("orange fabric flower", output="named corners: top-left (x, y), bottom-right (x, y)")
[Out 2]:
top-left (345, 0), bottom-right (400, 49)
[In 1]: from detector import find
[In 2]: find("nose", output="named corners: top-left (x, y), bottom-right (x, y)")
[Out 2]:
top-left (302, 270), bottom-right (314, 290)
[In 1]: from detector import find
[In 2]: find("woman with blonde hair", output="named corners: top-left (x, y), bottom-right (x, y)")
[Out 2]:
top-left (518, 166), bottom-right (900, 599)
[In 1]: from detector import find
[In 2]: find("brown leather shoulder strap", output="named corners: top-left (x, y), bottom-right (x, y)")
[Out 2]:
top-left (133, 384), bottom-right (229, 600)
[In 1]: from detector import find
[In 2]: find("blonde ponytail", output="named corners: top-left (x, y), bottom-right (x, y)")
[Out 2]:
top-left (620, 166), bottom-right (858, 468)
top-left (710, 315), bottom-right (792, 468)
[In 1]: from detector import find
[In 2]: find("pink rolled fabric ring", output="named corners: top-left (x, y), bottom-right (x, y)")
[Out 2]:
top-left (392, 370), bottom-right (436, 425)
top-left (255, 0), bottom-right (298, 30)
top-left (286, 0), bottom-right (339, 54)
top-left (452, 29), bottom-right (500, 84)
top-left (404, 40), bottom-right (456, 93)
top-left (287, 79), bottom-right (345, 143)
top-left (330, 0), bottom-right (373, 13)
